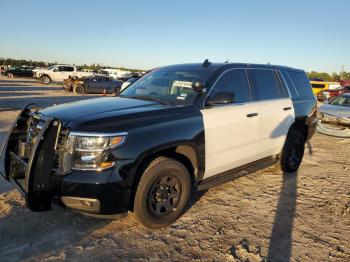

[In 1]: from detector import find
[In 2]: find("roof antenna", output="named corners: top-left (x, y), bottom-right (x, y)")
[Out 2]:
top-left (202, 59), bottom-right (211, 67)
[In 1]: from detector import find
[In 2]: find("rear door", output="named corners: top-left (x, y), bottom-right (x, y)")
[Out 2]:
top-left (201, 69), bottom-right (260, 179)
top-left (247, 69), bottom-right (294, 158)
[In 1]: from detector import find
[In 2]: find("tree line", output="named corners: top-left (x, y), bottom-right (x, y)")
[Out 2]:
top-left (1, 57), bottom-right (349, 80)
top-left (307, 71), bottom-right (350, 82)
top-left (0, 58), bottom-right (144, 72)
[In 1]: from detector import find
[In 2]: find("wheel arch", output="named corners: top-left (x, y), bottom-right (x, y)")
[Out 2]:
top-left (128, 143), bottom-right (199, 211)
top-left (288, 116), bottom-right (308, 141)
top-left (41, 74), bottom-right (52, 81)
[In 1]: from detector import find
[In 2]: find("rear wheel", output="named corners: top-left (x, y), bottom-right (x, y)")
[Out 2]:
top-left (73, 84), bottom-right (86, 94)
top-left (278, 130), bottom-right (305, 173)
top-left (133, 157), bottom-right (192, 229)
top-left (7, 73), bottom-right (14, 78)
top-left (40, 75), bottom-right (51, 84)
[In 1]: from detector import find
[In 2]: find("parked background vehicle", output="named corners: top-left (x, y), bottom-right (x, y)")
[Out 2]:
top-left (4, 66), bottom-right (34, 78)
top-left (98, 68), bottom-right (131, 79)
top-left (317, 94), bottom-right (350, 137)
top-left (310, 80), bottom-right (341, 95)
top-left (33, 65), bottom-right (96, 84)
top-left (71, 75), bottom-right (122, 94)
top-left (317, 86), bottom-right (350, 102)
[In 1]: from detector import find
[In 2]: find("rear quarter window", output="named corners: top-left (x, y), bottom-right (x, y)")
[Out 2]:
top-left (287, 70), bottom-right (314, 98)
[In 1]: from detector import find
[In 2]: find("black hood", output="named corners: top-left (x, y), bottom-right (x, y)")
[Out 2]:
top-left (39, 97), bottom-right (188, 132)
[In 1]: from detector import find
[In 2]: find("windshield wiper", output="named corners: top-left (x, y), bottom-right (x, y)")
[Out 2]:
top-left (120, 95), bottom-right (173, 105)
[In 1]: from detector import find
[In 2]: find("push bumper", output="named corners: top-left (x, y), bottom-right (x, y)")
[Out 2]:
top-left (0, 105), bottom-right (131, 216)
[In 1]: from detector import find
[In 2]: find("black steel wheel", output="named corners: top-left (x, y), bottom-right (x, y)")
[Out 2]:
top-left (278, 130), bottom-right (305, 173)
top-left (148, 175), bottom-right (182, 217)
top-left (133, 157), bottom-right (191, 229)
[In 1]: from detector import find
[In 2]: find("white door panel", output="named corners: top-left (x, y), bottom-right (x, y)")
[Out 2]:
top-left (256, 98), bottom-right (295, 158)
top-left (201, 103), bottom-right (260, 179)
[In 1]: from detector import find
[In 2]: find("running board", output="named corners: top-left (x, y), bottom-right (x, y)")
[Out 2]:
top-left (196, 156), bottom-right (278, 191)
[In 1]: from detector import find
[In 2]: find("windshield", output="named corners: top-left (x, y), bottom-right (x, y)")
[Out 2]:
top-left (48, 65), bottom-right (56, 70)
top-left (119, 67), bottom-right (210, 106)
top-left (330, 95), bottom-right (350, 107)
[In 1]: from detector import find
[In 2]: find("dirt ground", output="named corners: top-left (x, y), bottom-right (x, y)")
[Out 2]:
top-left (0, 77), bottom-right (349, 262)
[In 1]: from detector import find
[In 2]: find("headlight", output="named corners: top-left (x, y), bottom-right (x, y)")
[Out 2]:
top-left (68, 132), bottom-right (127, 170)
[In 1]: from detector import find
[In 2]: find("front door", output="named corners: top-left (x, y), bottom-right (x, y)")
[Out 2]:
top-left (201, 69), bottom-right (260, 179)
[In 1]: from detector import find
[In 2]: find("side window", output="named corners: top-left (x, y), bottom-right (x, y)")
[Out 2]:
top-left (287, 70), bottom-right (314, 98)
top-left (247, 69), bottom-right (282, 101)
top-left (207, 69), bottom-right (251, 104)
top-left (66, 67), bottom-right (74, 72)
top-left (57, 66), bottom-right (64, 72)
top-left (281, 70), bottom-right (298, 98)
top-left (274, 71), bottom-right (289, 98)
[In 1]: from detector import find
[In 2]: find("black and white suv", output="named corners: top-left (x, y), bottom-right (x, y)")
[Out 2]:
top-left (0, 61), bottom-right (317, 229)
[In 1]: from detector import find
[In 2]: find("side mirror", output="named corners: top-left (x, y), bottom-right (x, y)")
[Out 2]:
top-left (207, 91), bottom-right (235, 106)
top-left (192, 80), bottom-right (206, 92)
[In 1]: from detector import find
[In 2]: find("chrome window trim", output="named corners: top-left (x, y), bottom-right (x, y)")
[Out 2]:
top-left (69, 131), bottom-right (128, 137)
top-left (275, 70), bottom-right (292, 98)
top-left (284, 71), bottom-right (300, 97)
top-left (203, 67), bottom-right (292, 109)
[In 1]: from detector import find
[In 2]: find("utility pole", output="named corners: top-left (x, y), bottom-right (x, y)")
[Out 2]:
top-left (341, 65), bottom-right (345, 80)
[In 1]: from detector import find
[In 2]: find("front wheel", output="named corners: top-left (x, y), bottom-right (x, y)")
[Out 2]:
top-left (7, 73), bottom-right (14, 78)
top-left (40, 75), bottom-right (51, 84)
top-left (278, 130), bottom-right (305, 173)
top-left (133, 157), bottom-right (192, 229)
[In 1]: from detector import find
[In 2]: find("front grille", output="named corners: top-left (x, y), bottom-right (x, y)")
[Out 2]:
top-left (25, 115), bottom-right (71, 175)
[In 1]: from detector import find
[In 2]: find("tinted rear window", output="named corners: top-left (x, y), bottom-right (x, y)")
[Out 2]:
top-left (247, 69), bottom-right (283, 101)
top-left (287, 70), bottom-right (314, 98)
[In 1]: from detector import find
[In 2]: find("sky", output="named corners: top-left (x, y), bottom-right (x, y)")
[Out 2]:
top-left (0, 0), bottom-right (349, 72)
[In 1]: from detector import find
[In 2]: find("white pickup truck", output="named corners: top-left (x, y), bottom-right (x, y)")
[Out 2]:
top-left (33, 65), bottom-right (95, 84)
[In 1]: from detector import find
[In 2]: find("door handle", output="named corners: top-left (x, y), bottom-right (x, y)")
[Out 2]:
top-left (246, 113), bottom-right (258, 118)
top-left (283, 107), bottom-right (292, 111)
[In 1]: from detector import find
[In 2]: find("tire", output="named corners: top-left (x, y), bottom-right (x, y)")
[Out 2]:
top-left (277, 130), bottom-right (305, 173)
top-left (7, 73), bottom-right (14, 78)
top-left (40, 75), bottom-right (51, 84)
top-left (73, 84), bottom-right (86, 94)
top-left (133, 157), bottom-right (192, 229)
top-left (114, 86), bottom-right (121, 96)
